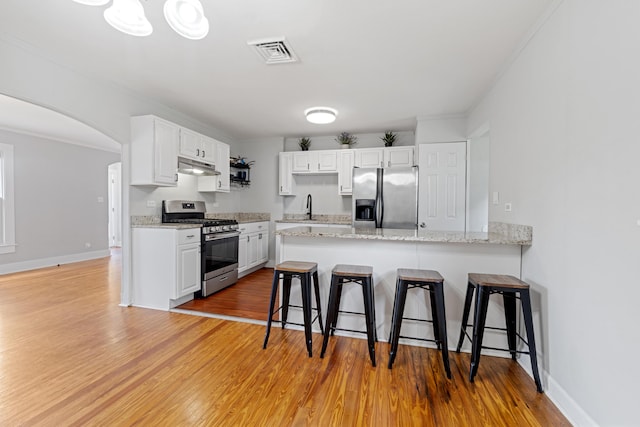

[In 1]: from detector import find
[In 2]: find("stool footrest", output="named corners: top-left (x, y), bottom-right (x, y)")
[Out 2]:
top-left (398, 335), bottom-right (438, 344)
top-left (329, 327), bottom-right (370, 336)
top-left (337, 309), bottom-right (365, 317)
top-left (401, 316), bottom-right (434, 324)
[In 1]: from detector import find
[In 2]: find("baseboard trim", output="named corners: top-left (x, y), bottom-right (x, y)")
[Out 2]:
top-left (518, 356), bottom-right (597, 426)
top-left (0, 249), bottom-right (111, 275)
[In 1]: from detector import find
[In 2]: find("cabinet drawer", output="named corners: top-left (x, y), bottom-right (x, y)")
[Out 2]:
top-left (177, 228), bottom-right (201, 245)
top-left (238, 221), bottom-right (269, 235)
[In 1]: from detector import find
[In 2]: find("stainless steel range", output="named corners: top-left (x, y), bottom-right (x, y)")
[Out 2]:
top-left (162, 200), bottom-right (239, 297)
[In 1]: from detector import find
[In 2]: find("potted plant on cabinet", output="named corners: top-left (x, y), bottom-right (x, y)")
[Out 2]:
top-left (298, 137), bottom-right (311, 151)
top-left (336, 132), bottom-right (357, 148)
top-left (381, 131), bottom-right (397, 147)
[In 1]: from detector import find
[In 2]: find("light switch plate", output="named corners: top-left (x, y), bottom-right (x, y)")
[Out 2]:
top-left (504, 203), bottom-right (512, 212)
top-left (492, 192), bottom-right (499, 205)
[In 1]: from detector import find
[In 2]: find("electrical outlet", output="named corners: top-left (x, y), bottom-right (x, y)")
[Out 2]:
top-left (85, 242), bottom-right (91, 248)
top-left (504, 203), bottom-right (512, 212)
top-left (97, 196), bottom-right (104, 203)
top-left (146, 200), bottom-right (156, 208)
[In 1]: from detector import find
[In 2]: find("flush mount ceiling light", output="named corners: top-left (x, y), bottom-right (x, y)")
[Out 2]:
top-left (104, 0), bottom-right (153, 37)
top-left (305, 107), bottom-right (338, 124)
top-left (72, 0), bottom-right (110, 5)
top-left (164, 0), bottom-right (209, 40)
top-left (73, 0), bottom-right (209, 39)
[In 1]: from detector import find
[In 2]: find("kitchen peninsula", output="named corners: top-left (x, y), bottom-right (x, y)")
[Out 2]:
top-left (275, 222), bottom-right (532, 353)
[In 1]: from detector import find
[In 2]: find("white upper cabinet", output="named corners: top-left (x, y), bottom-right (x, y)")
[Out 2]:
top-left (279, 152), bottom-right (294, 195)
top-left (317, 150), bottom-right (338, 171)
top-left (355, 148), bottom-right (384, 168)
top-left (179, 128), bottom-right (216, 164)
top-left (130, 115), bottom-right (179, 186)
top-left (338, 150), bottom-right (355, 195)
top-left (384, 146), bottom-right (414, 168)
top-left (197, 140), bottom-right (230, 193)
top-left (292, 150), bottom-right (338, 173)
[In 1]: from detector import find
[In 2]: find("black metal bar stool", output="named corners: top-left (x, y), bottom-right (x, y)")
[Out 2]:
top-left (320, 264), bottom-right (377, 366)
top-left (387, 268), bottom-right (451, 378)
top-left (263, 261), bottom-right (324, 357)
top-left (455, 273), bottom-right (543, 393)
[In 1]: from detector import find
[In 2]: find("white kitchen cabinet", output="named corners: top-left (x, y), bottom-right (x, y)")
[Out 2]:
top-left (132, 227), bottom-right (201, 310)
top-left (292, 150), bottom-right (338, 173)
top-left (355, 148), bottom-right (384, 168)
top-left (238, 221), bottom-right (269, 276)
top-left (279, 152), bottom-right (294, 195)
top-left (177, 240), bottom-right (201, 297)
top-left (384, 146), bottom-right (414, 168)
top-left (130, 115), bottom-right (179, 186)
top-left (197, 140), bottom-right (230, 193)
top-left (338, 150), bottom-right (355, 195)
top-left (179, 128), bottom-right (216, 164)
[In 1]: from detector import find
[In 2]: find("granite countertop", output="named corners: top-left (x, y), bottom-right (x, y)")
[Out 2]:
top-left (133, 223), bottom-right (202, 230)
top-left (276, 214), bottom-right (351, 225)
top-left (131, 212), bottom-right (270, 228)
top-left (275, 222), bottom-right (532, 245)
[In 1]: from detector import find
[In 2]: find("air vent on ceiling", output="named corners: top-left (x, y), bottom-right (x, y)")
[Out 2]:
top-left (247, 37), bottom-right (298, 64)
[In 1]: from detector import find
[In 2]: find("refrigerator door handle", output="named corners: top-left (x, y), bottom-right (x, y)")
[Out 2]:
top-left (375, 168), bottom-right (384, 228)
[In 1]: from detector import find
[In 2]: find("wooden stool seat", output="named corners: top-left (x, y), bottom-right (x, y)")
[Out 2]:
top-left (321, 264), bottom-right (377, 366)
top-left (456, 273), bottom-right (543, 393)
top-left (332, 264), bottom-right (373, 277)
top-left (263, 260), bottom-right (323, 357)
top-left (397, 268), bottom-right (444, 283)
top-left (469, 273), bottom-right (528, 289)
top-left (276, 261), bottom-right (318, 273)
top-left (388, 268), bottom-right (451, 378)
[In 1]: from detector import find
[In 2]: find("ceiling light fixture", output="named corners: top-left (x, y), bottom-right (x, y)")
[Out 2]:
top-left (72, 0), bottom-right (110, 5)
top-left (104, 0), bottom-right (153, 37)
top-left (164, 0), bottom-right (209, 40)
top-left (73, 0), bottom-right (209, 39)
top-left (305, 107), bottom-right (338, 124)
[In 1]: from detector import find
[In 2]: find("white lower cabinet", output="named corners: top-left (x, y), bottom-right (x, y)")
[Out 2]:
top-left (238, 221), bottom-right (269, 276)
top-left (132, 227), bottom-right (201, 310)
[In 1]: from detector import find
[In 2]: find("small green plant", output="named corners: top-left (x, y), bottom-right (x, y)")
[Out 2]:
top-left (298, 137), bottom-right (311, 151)
top-left (336, 132), bottom-right (357, 147)
top-left (381, 131), bottom-right (397, 147)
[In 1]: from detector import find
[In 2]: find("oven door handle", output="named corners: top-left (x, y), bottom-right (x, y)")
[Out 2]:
top-left (204, 231), bottom-right (240, 242)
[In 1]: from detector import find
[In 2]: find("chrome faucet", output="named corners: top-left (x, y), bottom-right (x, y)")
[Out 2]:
top-left (306, 194), bottom-right (312, 220)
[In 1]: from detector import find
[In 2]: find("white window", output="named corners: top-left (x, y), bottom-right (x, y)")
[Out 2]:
top-left (0, 143), bottom-right (16, 254)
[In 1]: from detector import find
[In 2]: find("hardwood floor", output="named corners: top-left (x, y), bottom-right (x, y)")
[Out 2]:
top-left (177, 268), bottom-right (275, 320)
top-left (0, 253), bottom-right (571, 426)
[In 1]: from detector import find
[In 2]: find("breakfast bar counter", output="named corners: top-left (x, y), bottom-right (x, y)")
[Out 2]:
top-left (274, 222), bottom-right (532, 354)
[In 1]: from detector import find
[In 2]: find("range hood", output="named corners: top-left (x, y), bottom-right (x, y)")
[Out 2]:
top-left (177, 157), bottom-right (220, 176)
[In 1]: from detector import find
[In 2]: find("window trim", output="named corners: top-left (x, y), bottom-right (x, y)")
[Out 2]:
top-left (0, 143), bottom-right (16, 254)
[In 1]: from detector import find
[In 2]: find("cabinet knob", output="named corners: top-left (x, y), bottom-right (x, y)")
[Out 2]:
top-left (196, 148), bottom-right (200, 156)
top-left (218, 180), bottom-right (221, 188)
top-left (388, 161), bottom-right (391, 167)
top-left (202, 150), bottom-right (205, 157)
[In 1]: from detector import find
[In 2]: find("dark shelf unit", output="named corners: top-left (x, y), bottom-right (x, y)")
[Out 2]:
top-left (230, 162), bottom-right (251, 186)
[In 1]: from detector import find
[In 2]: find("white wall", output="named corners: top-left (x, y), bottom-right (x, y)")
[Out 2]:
top-left (0, 129), bottom-right (120, 272)
top-left (468, 132), bottom-right (490, 232)
top-left (236, 137), bottom-right (285, 265)
top-left (468, 1), bottom-right (640, 425)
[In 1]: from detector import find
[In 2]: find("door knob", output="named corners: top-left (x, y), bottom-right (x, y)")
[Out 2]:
top-left (419, 222), bottom-right (426, 228)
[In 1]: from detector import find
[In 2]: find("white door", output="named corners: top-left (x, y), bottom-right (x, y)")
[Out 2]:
top-left (418, 142), bottom-right (467, 231)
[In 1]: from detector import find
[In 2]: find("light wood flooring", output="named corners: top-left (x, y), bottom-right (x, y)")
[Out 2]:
top-left (177, 267), bottom-right (275, 320)
top-left (0, 252), bottom-right (571, 426)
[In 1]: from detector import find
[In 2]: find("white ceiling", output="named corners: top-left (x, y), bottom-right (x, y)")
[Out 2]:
top-left (0, 0), bottom-right (556, 141)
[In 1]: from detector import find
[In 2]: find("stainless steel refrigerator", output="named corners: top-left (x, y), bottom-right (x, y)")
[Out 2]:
top-left (352, 166), bottom-right (418, 229)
